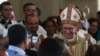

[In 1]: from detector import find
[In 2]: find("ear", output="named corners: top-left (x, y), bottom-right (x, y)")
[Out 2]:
top-left (23, 38), bottom-right (27, 44)
top-left (24, 38), bottom-right (29, 47)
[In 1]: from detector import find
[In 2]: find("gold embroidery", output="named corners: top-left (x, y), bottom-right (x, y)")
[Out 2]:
top-left (66, 35), bottom-right (86, 56)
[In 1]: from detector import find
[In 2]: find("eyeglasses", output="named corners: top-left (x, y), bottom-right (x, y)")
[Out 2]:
top-left (25, 9), bottom-right (38, 13)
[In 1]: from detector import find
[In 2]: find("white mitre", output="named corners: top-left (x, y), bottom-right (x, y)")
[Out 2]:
top-left (60, 4), bottom-right (82, 25)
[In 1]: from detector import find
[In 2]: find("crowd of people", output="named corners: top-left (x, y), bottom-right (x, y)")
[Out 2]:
top-left (0, 1), bottom-right (100, 56)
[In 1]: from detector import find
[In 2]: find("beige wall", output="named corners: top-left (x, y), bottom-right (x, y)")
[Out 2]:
top-left (8, 0), bottom-right (98, 21)
top-left (9, 0), bottom-right (24, 20)
top-left (63, 0), bottom-right (98, 19)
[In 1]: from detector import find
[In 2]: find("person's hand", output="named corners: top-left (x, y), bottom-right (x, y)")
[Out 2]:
top-left (34, 34), bottom-right (44, 50)
top-left (84, 33), bottom-right (92, 46)
top-left (84, 33), bottom-right (90, 41)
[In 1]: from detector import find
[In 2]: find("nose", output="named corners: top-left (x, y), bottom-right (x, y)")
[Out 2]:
top-left (64, 29), bottom-right (70, 34)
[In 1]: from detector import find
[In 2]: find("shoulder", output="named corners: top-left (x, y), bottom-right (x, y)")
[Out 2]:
top-left (25, 49), bottom-right (37, 56)
top-left (7, 49), bottom-right (26, 56)
top-left (7, 50), bottom-right (17, 56)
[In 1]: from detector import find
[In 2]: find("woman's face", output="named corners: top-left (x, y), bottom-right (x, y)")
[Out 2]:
top-left (89, 21), bottom-right (98, 34)
top-left (45, 21), bottom-right (56, 35)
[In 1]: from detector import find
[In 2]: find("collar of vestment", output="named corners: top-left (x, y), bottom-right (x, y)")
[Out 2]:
top-left (65, 34), bottom-right (84, 46)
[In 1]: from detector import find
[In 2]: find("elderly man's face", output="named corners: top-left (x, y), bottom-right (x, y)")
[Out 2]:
top-left (62, 23), bottom-right (77, 39)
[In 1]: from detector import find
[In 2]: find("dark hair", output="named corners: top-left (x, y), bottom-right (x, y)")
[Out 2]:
top-left (0, 1), bottom-right (12, 11)
top-left (8, 24), bottom-right (27, 46)
top-left (88, 18), bottom-right (99, 40)
top-left (55, 37), bottom-right (71, 56)
top-left (47, 16), bottom-right (57, 21)
top-left (96, 11), bottom-right (100, 21)
top-left (36, 7), bottom-right (41, 16)
top-left (97, 11), bottom-right (100, 15)
top-left (43, 17), bottom-right (56, 29)
top-left (88, 18), bottom-right (99, 26)
top-left (23, 3), bottom-right (35, 11)
top-left (57, 16), bottom-right (62, 25)
top-left (85, 45), bottom-right (100, 56)
top-left (38, 38), bottom-right (62, 56)
top-left (0, 5), bottom-right (1, 12)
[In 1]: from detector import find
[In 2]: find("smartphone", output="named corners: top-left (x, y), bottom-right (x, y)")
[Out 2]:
top-left (31, 35), bottom-right (39, 44)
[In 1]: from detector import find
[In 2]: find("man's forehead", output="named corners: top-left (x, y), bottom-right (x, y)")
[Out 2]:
top-left (3, 5), bottom-right (12, 9)
top-left (63, 23), bottom-right (75, 27)
top-left (25, 5), bottom-right (36, 9)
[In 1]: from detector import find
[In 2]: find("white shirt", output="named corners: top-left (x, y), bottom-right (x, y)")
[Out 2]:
top-left (6, 51), bottom-right (9, 56)
top-left (20, 22), bottom-right (47, 38)
top-left (37, 25), bottom-right (47, 38)
top-left (0, 20), bottom-right (18, 29)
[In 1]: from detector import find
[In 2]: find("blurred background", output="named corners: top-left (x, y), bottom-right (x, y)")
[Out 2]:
top-left (0, 0), bottom-right (99, 22)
